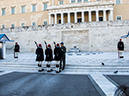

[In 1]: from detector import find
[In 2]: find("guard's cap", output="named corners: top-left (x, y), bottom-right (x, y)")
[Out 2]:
top-left (60, 42), bottom-right (64, 44)
top-left (48, 44), bottom-right (51, 47)
top-left (57, 43), bottom-right (59, 46)
top-left (39, 44), bottom-right (41, 46)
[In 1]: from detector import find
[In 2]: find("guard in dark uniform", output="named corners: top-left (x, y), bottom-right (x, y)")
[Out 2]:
top-left (36, 44), bottom-right (44, 72)
top-left (117, 39), bottom-right (124, 58)
top-left (54, 43), bottom-right (62, 73)
top-left (14, 42), bottom-right (20, 58)
top-left (45, 44), bottom-right (53, 72)
top-left (60, 42), bottom-right (66, 70)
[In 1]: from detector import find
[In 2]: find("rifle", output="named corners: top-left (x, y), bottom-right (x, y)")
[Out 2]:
top-left (53, 41), bottom-right (56, 48)
top-left (34, 41), bottom-right (38, 48)
top-left (44, 41), bottom-right (48, 48)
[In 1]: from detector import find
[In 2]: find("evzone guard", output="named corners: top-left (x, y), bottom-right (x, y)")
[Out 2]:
top-left (14, 42), bottom-right (20, 58)
top-left (45, 44), bottom-right (53, 72)
top-left (54, 43), bottom-right (62, 73)
top-left (36, 44), bottom-right (44, 72)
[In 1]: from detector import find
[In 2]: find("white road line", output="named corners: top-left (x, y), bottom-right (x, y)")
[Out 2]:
top-left (90, 73), bottom-right (116, 96)
top-left (0, 71), bottom-right (14, 76)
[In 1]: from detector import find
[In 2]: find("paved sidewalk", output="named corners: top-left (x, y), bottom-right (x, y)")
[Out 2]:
top-left (0, 52), bottom-right (129, 65)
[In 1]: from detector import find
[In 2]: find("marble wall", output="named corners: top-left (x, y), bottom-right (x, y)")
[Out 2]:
top-left (1, 20), bottom-right (129, 53)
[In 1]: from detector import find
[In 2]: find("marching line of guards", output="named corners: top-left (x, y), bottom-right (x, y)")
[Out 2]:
top-left (36, 42), bottom-right (66, 73)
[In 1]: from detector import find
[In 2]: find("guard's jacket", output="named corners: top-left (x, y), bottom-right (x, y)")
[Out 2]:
top-left (14, 44), bottom-right (20, 52)
top-left (117, 41), bottom-right (124, 51)
top-left (54, 46), bottom-right (62, 61)
top-left (36, 47), bottom-right (44, 61)
top-left (45, 47), bottom-right (53, 61)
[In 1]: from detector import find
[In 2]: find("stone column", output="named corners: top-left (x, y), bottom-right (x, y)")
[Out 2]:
top-left (68, 12), bottom-right (70, 23)
top-left (52, 0), bottom-right (54, 5)
top-left (55, 13), bottom-right (57, 24)
top-left (82, 11), bottom-right (84, 22)
top-left (74, 12), bottom-right (77, 23)
top-left (110, 9), bottom-right (113, 21)
top-left (49, 14), bottom-right (51, 24)
top-left (52, 16), bottom-right (54, 24)
top-left (96, 10), bottom-right (99, 21)
top-left (89, 11), bottom-right (92, 22)
top-left (61, 13), bottom-right (64, 24)
top-left (103, 10), bottom-right (106, 21)
top-left (75, 0), bottom-right (77, 3)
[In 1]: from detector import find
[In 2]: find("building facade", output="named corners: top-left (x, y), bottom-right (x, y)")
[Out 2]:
top-left (0, 0), bottom-right (129, 28)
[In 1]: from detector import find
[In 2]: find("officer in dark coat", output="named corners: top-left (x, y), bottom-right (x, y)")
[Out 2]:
top-left (45, 44), bottom-right (53, 72)
top-left (54, 43), bottom-right (62, 73)
top-left (117, 39), bottom-right (124, 58)
top-left (36, 44), bottom-right (44, 72)
top-left (14, 42), bottom-right (20, 58)
top-left (60, 42), bottom-right (66, 70)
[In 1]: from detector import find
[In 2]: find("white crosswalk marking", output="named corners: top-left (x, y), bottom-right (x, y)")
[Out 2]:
top-left (91, 73), bottom-right (116, 96)
top-left (0, 71), bottom-right (14, 76)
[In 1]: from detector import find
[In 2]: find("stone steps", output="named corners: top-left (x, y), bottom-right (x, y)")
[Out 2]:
top-left (0, 63), bottom-right (129, 72)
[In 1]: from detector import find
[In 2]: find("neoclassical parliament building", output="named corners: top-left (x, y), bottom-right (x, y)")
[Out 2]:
top-left (0, 0), bottom-right (129, 28)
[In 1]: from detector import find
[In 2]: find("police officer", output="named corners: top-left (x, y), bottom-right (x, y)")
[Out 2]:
top-left (45, 44), bottom-right (53, 72)
top-left (54, 43), bottom-right (62, 73)
top-left (14, 42), bottom-right (20, 58)
top-left (117, 39), bottom-right (124, 58)
top-left (60, 42), bottom-right (66, 70)
top-left (36, 44), bottom-right (44, 72)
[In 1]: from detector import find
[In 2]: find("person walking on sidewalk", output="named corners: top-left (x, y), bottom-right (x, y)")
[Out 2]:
top-left (14, 42), bottom-right (20, 58)
top-left (117, 39), bottom-right (124, 58)
top-left (36, 44), bottom-right (44, 72)
top-left (45, 44), bottom-right (53, 72)
top-left (54, 43), bottom-right (62, 73)
top-left (60, 42), bottom-right (66, 70)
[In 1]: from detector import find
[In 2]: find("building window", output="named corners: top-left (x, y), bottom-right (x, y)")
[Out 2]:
top-left (32, 22), bottom-right (36, 26)
top-left (11, 24), bottom-right (15, 28)
top-left (96, 0), bottom-right (101, 1)
top-left (78, 0), bottom-right (82, 3)
top-left (116, 16), bottom-right (122, 20)
top-left (32, 5), bottom-right (36, 12)
top-left (21, 23), bottom-right (25, 27)
top-left (71, 0), bottom-right (75, 3)
top-left (11, 7), bottom-right (15, 15)
top-left (2, 8), bottom-right (5, 16)
top-left (43, 21), bottom-right (47, 25)
top-left (21, 6), bottom-right (25, 13)
top-left (84, 0), bottom-right (88, 2)
top-left (59, 1), bottom-right (64, 4)
top-left (2, 25), bottom-right (5, 29)
top-left (44, 3), bottom-right (47, 11)
top-left (116, 0), bottom-right (121, 4)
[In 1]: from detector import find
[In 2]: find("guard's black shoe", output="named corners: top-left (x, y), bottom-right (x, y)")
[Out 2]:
top-left (42, 69), bottom-right (44, 71)
top-left (51, 69), bottom-right (53, 71)
top-left (59, 70), bottom-right (61, 72)
top-left (47, 70), bottom-right (51, 72)
top-left (38, 70), bottom-right (42, 72)
top-left (56, 71), bottom-right (59, 73)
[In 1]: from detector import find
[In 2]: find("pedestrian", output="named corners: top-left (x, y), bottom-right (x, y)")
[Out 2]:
top-left (36, 44), bottom-right (44, 72)
top-left (117, 39), bottom-right (124, 58)
top-left (60, 42), bottom-right (66, 70)
top-left (54, 43), bottom-right (62, 73)
top-left (14, 42), bottom-right (20, 58)
top-left (45, 44), bottom-right (53, 72)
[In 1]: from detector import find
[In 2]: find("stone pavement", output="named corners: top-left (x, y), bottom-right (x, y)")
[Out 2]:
top-left (0, 52), bottom-right (129, 96)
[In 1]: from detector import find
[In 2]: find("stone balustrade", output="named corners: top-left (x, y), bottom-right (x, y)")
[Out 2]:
top-left (0, 20), bottom-right (129, 33)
